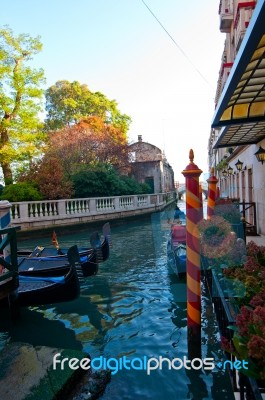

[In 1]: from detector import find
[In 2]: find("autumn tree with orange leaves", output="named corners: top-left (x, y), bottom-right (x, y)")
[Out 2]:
top-left (18, 115), bottom-right (134, 199)
top-left (45, 116), bottom-right (130, 178)
top-left (15, 80), bottom-right (136, 199)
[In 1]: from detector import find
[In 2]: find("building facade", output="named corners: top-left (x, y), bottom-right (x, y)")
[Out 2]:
top-left (209, 0), bottom-right (265, 235)
top-left (128, 135), bottom-right (175, 194)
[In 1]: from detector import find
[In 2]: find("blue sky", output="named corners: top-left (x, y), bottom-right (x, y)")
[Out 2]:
top-left (2, 0), bottom-right (224, 182)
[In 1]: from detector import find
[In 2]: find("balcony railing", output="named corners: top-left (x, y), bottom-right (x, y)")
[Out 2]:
top-left (215, 61), bottom-right (234, 104)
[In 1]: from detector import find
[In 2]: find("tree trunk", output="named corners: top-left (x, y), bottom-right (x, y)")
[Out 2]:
top-left (1, 162), bottom-right (13, 185)
top-left (0, 125), bottom-right (13, 185)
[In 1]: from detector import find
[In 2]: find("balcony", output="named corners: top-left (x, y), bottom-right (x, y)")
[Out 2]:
top-left (234, 2), bottom-right (256, 51)
top-left (219, 0), bottom-right (233, 32)
top-left (215, 61), bottom-right (234, 105)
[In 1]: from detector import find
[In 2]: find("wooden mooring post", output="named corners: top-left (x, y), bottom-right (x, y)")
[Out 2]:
top-left (182, 150), bottom-right (202, 359)
top-left (206, 167), bottom-right (218, 220)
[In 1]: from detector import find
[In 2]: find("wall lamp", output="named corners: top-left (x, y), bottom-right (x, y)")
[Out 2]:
top-left (227, 166), bottom-right (233, 175)
top-left (235, 159), bottom-right (243, 171)
top-left (222, 169), bottom-right (228, 177)
top-left (254, 146), bottom-right (265, 164)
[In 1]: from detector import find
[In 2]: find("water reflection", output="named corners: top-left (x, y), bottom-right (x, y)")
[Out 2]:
top-left (0, 306), bottom-right (82, 350)
top-left (0, 204), bottom-right (235, 399)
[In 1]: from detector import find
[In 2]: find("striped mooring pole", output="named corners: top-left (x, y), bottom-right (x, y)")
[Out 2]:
top-left (199, 184), bottom-right (203, 220)
top-left (207, 167), bottom-right (218, 220)
top-left (0, 200), bottom-right (12, 259)
top-left (182, 150), bottom-right (202, 358)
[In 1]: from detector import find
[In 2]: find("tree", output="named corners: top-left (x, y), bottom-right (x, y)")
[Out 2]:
top-left (44, 80), bottom-right (131, 134)
top-left (43, 116), bottom-right (130, 178)
top-left (19, 156), bottom-right (74, 200)
top-left (0, 26), bottom-right (45, 185)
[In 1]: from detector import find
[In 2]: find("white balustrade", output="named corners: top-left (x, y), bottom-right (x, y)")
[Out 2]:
top-left (119, 196), bottom-right (133, 209)
top-left (9, 192), bottom-right (175, 228)
top-left (96, 197), bottom-right (115, 211)
top-left (137, 195), bottom-right (148, 207)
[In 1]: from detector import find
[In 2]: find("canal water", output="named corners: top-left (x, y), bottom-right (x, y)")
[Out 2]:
top-left (0, 202), bottom-right (235, 399)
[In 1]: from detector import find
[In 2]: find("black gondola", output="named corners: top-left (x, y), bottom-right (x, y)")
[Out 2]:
top-left (17, 222), bottom-right (111, 278)
top-left (0, 246), bottom-right (80, 308)
top-left (167, 223), bottom-right (187, 278)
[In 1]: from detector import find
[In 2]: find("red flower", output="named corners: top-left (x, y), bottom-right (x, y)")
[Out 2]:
top-left (221, 336), bottom-right (235, 353)
top-left (236, 306), bottom-right (253, 336)
top-left (253, 306), bottom-right (265, 326)
top-left (247, 335), bottom-right (265, 360)
top-left (250, 291), bottom-right (265, 307)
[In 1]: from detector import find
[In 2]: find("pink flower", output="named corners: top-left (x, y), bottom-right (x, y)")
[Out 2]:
top-left (236, 306), bottom-right (253, 337)
top-left (221, 336), bottom-right (235, 353)
top-left (244, 257), bottom-right (260, 273)
top-left (247, 335), bottom-right (265, 360)
top-left (253, 306), bottom-right (265, 326)
top-left (250, 292), bottom-right (265, 307)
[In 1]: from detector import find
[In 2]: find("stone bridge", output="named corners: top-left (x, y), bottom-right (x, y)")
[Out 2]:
top-left (177, 182), bottom-right (208, 199)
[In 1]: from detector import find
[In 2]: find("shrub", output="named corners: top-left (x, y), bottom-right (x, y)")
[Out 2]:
top-left (0, 183), bottom-right (43, 202)
top-left (72, 166), bottom-right (152, 198)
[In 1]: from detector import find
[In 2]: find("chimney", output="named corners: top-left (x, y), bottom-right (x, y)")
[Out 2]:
top-left (138, 135), bottom-right (142, 142)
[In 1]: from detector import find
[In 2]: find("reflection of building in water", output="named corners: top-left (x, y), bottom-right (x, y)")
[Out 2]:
top-left (128, 135), bottom-right (175, 194)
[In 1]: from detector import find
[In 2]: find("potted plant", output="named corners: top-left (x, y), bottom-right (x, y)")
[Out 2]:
top-left (216, 159), bottom-right (228, 172)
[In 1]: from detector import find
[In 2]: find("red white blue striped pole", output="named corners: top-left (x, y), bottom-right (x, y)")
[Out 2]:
top-left (182, 150), bottom-right (202, 358)
top-left (0, 200), bottom-right (12, 259)
top-left (207, 167), bottom-right (218, 220)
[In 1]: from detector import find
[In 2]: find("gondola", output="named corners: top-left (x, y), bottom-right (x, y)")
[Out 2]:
top-left (167, 223), bottom-right (187, 278)
top-left (0, 246), bottom-right (80, 308)
top-left (17, 222), bottom-right (111, 278)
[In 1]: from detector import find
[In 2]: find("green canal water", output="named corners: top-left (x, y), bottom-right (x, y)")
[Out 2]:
top-left (0, 204), bottom-right (235, 399)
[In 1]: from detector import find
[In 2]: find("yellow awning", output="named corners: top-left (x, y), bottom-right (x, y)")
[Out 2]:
top-left (212, 0), bottom-right (265, 148)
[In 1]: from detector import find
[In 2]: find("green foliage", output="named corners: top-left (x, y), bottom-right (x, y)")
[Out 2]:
top-left (214, 198), bottom-right (242, 224)
top-left (0, 25), bottom-right (46, 184)
top-left (216, 159), bottom-right (228, 171)
top-left (0, 182), bottom-right (42, 202)
top-left (221, 242), bottom-right (265, 382)
top-left (18, 156), bottom-right (74, 200)
top-left (44, 80), bottom-right (131, 134)
top-left (72, 165), bottom-right (151, 198)
top-left (120, 175), bottom-right (152, 195)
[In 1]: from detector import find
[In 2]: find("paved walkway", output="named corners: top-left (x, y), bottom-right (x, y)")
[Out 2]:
top-left (0, 342), bottom-right (110, 400)
top-left (246, 234), bottom-right (265, 246)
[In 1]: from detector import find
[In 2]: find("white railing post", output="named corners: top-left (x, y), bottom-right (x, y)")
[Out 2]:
top-left (57, 200), bottom-right (66, 216)
top-left (90, 199), bottom-right (97, 214)
top-left (19, 202), bottom-right (29, 220)
top-left (147, 195), bottom-right (151, 206)
top-left (114, 197), bottom-right (120, 211)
